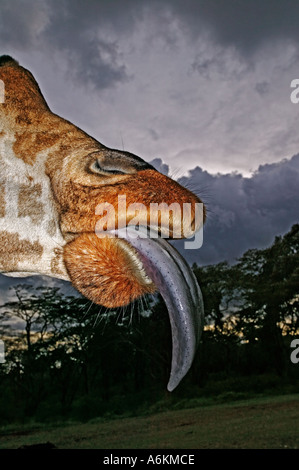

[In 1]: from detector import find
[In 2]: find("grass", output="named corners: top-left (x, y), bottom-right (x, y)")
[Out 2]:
top-left (0, 393), bottom-right (298, 449)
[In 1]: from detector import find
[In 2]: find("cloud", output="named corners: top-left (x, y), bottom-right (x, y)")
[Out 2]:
top-left (0, 0), bottom-right (131, 90)
top-left (1, 0), bottom-right (299, 177)
top-left (3, 1), bottom-right (299, 92)
top-left (255, 81), bottom-right (270, 96)
top-left (0, 274), bottom-right (80, 305)
top-left (42, 0), bottom-right (132, 90)
top-left (150, 158), bottom-right (170, 176)
top-left (167, 0), bottom-right (299, 56)
top-left (4, 0), bottom-right (299, 93)
top-left (178, 153), bottom-right (299, 265)
top-left (0, 0), bottom-right (50, 48)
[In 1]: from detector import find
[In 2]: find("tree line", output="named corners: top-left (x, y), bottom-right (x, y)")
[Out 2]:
top-left (0, 224), bottom-right (298, 423)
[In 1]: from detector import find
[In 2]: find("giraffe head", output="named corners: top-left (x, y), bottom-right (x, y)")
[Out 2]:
top-left (0, 55), bottom-right (205, 390)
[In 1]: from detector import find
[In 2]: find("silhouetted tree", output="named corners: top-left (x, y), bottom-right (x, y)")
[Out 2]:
top-left (234, 224), bottom-right (299, 375)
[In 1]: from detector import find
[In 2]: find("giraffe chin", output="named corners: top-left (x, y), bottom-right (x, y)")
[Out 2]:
top-left (63, 226), bottom-right (204, 391)
top-left (63, 232), bottom-right (156, 308)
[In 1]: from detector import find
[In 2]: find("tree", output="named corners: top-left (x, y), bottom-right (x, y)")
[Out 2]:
top-left (234, 224), bottom-right (299, 375)
top-left (193, 261), bottom-right (235, 333)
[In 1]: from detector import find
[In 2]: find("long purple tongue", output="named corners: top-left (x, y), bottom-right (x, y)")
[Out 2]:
top-left (115, 226), bottom-right (204, 392)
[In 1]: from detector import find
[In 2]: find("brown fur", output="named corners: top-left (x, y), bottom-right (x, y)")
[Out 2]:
top-left (0, 231), bottom-right (43, 270)
top-left (0, 183), bottom-right (5, 218)
top-left (50, 247), bottom-right (66, 277)
top-left (0, 59), bottom-right (102, 166)
top-left (47, 219), bottom-right (58, 238)
top-left (64, 233), bottom-right (155, 307)
top-left (18, 183), bottom-right (44, 225)
top-left (60, 168), bottom-right (203, 305)
top-left (55, 169), bottom-right (202, 236)
top-left (13, 130), bottom-right (62, 165)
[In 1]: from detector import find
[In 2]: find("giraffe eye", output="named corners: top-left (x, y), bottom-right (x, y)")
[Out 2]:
top-left (90, 160), bottom-right (126, 175)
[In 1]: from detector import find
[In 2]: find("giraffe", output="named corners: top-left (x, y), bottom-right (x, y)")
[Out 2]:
top-left (0, 55), bottom-right (204, 391)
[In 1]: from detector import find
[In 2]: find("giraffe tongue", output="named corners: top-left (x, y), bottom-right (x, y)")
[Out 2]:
top-left (115, 226), bottom-right (204, 392)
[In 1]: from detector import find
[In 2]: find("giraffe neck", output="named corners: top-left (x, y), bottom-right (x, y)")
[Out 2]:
top-left (0, 57), bottom-right (100, 282)
top-left (0, 128), bottom-right (68, 280)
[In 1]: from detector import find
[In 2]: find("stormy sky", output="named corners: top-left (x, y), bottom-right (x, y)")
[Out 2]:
top-left (0, 0), bottom-right (299, 301)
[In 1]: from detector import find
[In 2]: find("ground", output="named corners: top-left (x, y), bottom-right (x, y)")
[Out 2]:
top-left (0, 393), bottom-right (298, 449)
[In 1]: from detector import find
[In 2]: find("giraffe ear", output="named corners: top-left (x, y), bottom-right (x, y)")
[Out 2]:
top-left (0, 55), bottom-right (19, 67)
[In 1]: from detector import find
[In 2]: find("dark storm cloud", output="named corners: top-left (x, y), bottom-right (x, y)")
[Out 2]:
top-left (0, 0), bottom-right (48, 48)
top-left (150, 158), bottom-right (170, 176)
top-left (58, 0), bottom-right (299, 56)
top-left (42, 0), bottom-right (143, 89)
top-left (169, 0), bottom-right (299, 55)
top-left (2, 0), bottom-right (299, 91)
top-left (177, 153), bottom-right (299, 265)
top-left (46, 0), bottom-right (299, 59)
top-left (255, 81), bottom-right (270, 96)
top-left (0, 0), bottom-right (135, 90)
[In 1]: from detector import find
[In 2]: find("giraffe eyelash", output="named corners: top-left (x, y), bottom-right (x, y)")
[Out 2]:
top-left (90, 160), bottom-right (126, 176)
